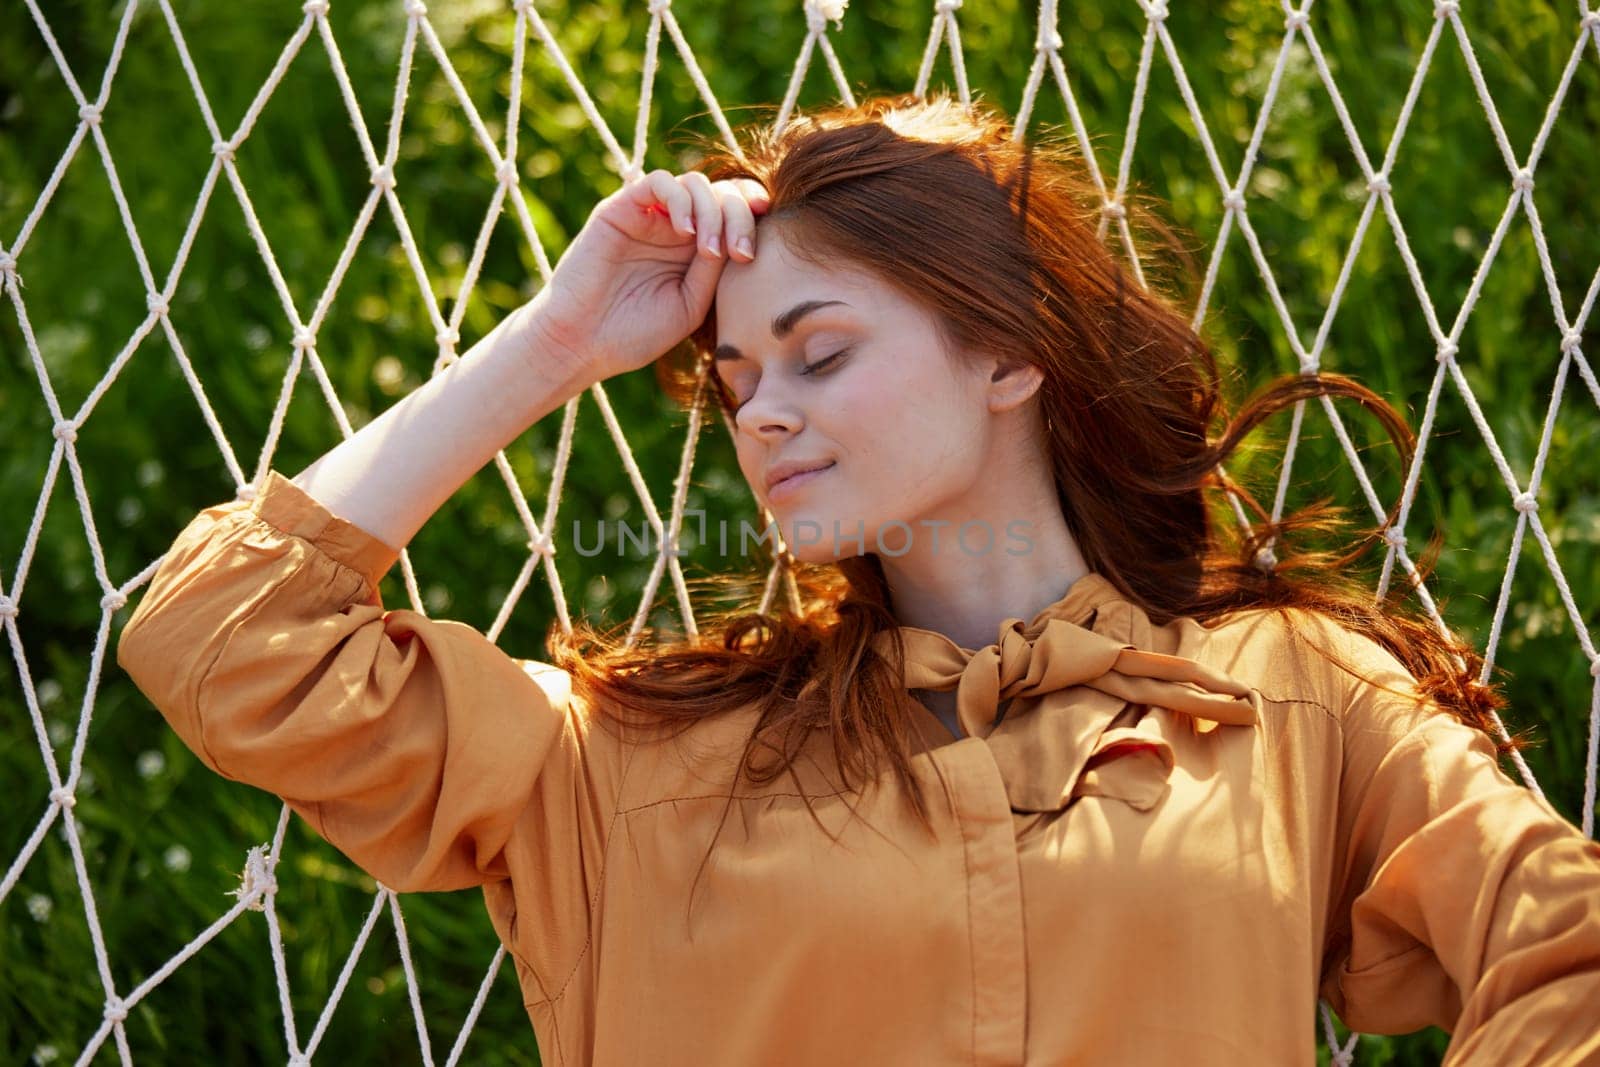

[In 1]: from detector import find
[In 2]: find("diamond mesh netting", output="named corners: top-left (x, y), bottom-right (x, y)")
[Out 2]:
top-left (2, 0), bottom-right (1597, 1062)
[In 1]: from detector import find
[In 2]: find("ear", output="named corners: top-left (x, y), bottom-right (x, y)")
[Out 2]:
top-left (985, 355), bottom-right (1044, 414)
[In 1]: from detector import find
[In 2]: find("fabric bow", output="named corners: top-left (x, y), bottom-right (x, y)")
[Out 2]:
top-left (868, 574), bottom-right (1257, 813)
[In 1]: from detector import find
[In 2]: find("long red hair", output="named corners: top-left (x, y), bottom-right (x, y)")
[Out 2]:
top-left (544, 90), bottom-right (1520, 907)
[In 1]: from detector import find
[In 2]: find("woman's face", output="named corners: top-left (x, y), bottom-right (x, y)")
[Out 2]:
top-left (711, 224), bottom-right (1004, 565)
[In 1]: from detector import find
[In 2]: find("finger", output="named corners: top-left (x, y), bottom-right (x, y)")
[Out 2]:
top-left (619, 170), bottom-right (673, 221)
top-left (714, 182), bottom-right (758, 261)
top-left (679, 171), bottom-right (726, 260)
top-left (642, 169), bottom-right (696, 235)
top-left (677, 226), bottom-right (729, 324)
top-left (734, 178), bottom-right (772, 214)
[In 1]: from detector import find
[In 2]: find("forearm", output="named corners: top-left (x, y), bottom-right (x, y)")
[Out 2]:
top-left (290, 294), bottom-right (593, 550)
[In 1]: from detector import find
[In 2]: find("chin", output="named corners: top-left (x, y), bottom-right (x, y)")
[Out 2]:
top-left (771, 512), bottom-right (865, 564)
top-left (797, 542), bottom-right (867, 565)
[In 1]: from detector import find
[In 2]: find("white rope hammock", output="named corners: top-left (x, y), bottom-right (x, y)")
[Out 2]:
top-left (2, 0), bottom-right (1597, 1062)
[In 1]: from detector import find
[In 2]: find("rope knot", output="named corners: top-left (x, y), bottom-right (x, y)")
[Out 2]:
top-left (1145, 0), bottom-right (1169, 22)
top-left (1584, 10), bottom-right (1600, 30)
top-left (647, 0), bottom-right (671, 15)
top-left (1382, 526), bottom-right (1406, 548)
top-left (232, 844), bottom-right (278, 911)
top-left (302, 0), bottom-right (330, 15)
top-left (1436, 340), bottom-right (1458, 362)
top-left (1222, 189), bottom-right (1247, 213)
top-left (1433, 0), bottom-right (1459, 17)
top-left (404, 0), bottom-right (427, 17)
top-left (0, 595), bottom-right (16, 619)
top-left (50, 786), bottom-right (76, 810)
top-left (212, 139), bottom-right (237, 162)
top-left (292, 327), bottom-right (316, 350)
top-left (1513, 491), bottom-right (1539, 514)
top-left (1100, 200), bottom-right (1127, 219)
top-left (103, 997), bottom-right (129, 1023)
top-left (513, 0), bottom-right (535, 13)
top-left (528, 532), bottom-right (557, 559)
top-left (1284, 10), bottom-right (1308, 31)
top-left (146, 292), bottom-right (169, 315)
top-left (370, 164), bottom-right (397, 191)
top-left (1253, 545), bottom-right (1278, 572)
top-left (53, 419), bottom-right (78, 444)
top-left (1037, 28), bottom-right (1063, 50)
top-left (1512, 167), bottom-right (1534, 191)
top-left (235, 482), bottom-right (258, 503)
top-left (1366, 173), bottom-right (1390, 195)
top-left (935, 0), bottom-right (963, 13)
top-left (1560, 329), bottom-right (1582, 354)
top-left (0, 251), bottom-right (15, 273)
top-left (78, 103), bottom-right (103, 126)
top-left (496, 159), bottom-right (520, 185)
top-left (1590, 658), bottom-right (1600, 678)
top-left (101, 591), bottom-right (127, 613)
top-left (804, 0), bottom-right (848, 34)
top-left (436, 326), bottom-right (460, 349)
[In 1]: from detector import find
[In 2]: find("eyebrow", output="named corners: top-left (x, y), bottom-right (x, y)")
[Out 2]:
top-left (712, 299), bottom-right (852, 363)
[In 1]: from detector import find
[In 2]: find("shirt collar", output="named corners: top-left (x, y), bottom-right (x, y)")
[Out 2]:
top-left (867, 571), bottom-right (1258, 813)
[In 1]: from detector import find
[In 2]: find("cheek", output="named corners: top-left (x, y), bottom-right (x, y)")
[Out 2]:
top-left (848, 406), bottom-right (980, 507)
top-left (733, 440), bottom-right (766, 492)
top-left (862, 370), bottom-right (976, 461)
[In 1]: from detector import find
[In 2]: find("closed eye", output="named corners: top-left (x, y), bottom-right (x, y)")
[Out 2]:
top-left (722, 346), bottom-right (854, 414)
top-left (804, 347), bottom-right (852, 376)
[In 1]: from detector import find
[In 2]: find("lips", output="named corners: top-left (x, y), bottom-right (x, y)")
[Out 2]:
top-left (764, 459), bottom-right (833, 491)
top-left (765, 460), bottom-right (835, 498)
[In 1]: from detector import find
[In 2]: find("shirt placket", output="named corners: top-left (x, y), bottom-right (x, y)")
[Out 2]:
top-left (939, 737), bottom-right (1029, 1066)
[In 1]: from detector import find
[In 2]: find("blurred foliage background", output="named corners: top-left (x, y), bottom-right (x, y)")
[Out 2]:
top-left (2, 0), bottom-right (1597, 1063)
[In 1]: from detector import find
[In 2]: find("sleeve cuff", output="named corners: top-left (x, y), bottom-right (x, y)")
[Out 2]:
top-left (249, 469), bottom-right (403, 595)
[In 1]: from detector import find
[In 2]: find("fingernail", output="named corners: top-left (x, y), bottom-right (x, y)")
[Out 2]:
top-left (736, 236), bottom-right (753, 257)
top-left (707, 234), bottom-right (721, 256)
top-left (679, 218), bottom-right (695, 235)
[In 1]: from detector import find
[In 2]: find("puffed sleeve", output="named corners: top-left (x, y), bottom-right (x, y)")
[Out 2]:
top-left (1313, 621), bottom-right (1600, 1061)
top-left (115, 469), bottom-right (622, 897)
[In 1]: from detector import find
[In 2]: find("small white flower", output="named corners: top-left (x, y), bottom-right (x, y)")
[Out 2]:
top-left (26, 894), bottom-right (52, 922)
top-left (37, 679), bottom-right (62, 707)
top-left (163, 845), bottom-right (192, 873)
top-left (136, 751), bottom-right (166, 779)
top-left (33, 1044), bottom-right (60, 1064)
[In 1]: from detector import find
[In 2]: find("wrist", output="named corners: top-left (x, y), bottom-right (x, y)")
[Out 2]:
top-left (519, 290), bottom-right (602, 388)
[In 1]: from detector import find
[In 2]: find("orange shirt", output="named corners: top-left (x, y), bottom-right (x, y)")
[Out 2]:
top-left (116, 469), bottom-right (1600, 1065)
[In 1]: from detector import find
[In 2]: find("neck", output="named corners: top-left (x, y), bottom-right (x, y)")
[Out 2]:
top-left (877, 507), bottom-right (1090, 652)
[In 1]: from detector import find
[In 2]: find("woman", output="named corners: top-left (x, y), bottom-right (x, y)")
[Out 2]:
top-left (117, 92), bottom-right (1600, 1064)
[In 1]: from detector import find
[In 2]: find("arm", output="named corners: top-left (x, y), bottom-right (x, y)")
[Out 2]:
top-left (116, 468), bottom-right (624, 907)
top-left (114, 300), bottom-right (623, 988)
top-left (289, 163), bottom-right (769, 551)
top-left (290, 291), bottom-right (594, 550)
top-left (1314, 626), bottom-right (1600, 1062)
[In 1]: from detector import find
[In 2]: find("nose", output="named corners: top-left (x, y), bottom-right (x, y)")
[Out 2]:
top-left (733, 378), bottom-right (803, 439)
